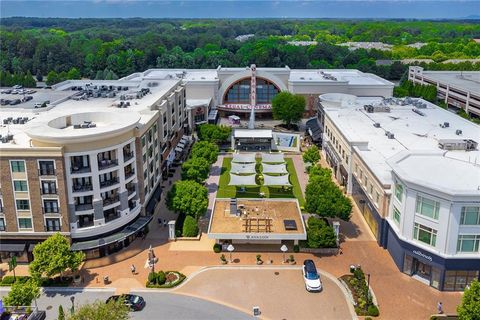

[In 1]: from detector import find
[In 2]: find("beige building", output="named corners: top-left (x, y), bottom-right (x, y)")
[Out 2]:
top-left (0, 77), bottom-right (187, 260)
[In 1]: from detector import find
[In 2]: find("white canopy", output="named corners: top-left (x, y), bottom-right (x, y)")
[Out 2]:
top-left (262, 153), bottom-right (285, 163)
top-left (231, 162), bottom-right (257, 174)
top-left (228, 173), bottom-right (257, 186)
top-left (229, 115), bottom-right (240, 120)
top-left (262, 163), bottom-right (288, 174)
top-left (263, 174), bottom-right (291, 186)
top-left (232, 153), bottom-right (256, 163)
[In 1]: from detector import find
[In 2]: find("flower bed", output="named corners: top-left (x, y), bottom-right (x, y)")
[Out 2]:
top-left (339, 267), bottom-right (379, 317)
top-left (146, 271), bottom-right (186, 288)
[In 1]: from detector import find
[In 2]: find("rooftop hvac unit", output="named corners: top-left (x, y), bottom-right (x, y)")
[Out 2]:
top-left (438, 139), bottom-right (478, 151)
top-left (456, 129), bottom-right (462, 135)
top-left (373, 123), bottom-right (381, 128)
top-left (412, 108), bottom-right (425, 116)
top-left (364, 105), bottom-right (374, 113)
top-left (387, 132), bottom-right (395, 139)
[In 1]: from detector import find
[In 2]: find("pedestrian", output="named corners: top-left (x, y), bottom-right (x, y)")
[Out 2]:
top-left (158, 217), bottom-right (162, 225)
top-left (130, 264), bottom-right (136, 275)
top-left (163, 219), bottom-right (167, 227)
top-left (437, 301), bottom-right (443, 314)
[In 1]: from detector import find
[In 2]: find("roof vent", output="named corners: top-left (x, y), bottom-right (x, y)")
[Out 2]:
top-left (438, 139), bottom-right (477, 151)
top-left (385, 131), bottom-right (395, 139)
top-left (456, 129), bottom-right (462, 135)
top-left (373, 123), bottom-right (381, 128)
top-left (412, 108), bottom-right (425, 116)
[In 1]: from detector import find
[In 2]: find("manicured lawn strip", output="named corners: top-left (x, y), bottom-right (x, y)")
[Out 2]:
top-left (217, 157), bottom-right (305, 206)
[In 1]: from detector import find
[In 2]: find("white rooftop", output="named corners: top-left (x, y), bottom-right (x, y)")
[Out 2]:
top-left (323, 96), bottom-right (480, 192)
top-left (234, 129), bottom-right (273, 139)
top-left (0, 78), bottom-right (181, 148)
top-left (420, 71), bottom-right (480, 94)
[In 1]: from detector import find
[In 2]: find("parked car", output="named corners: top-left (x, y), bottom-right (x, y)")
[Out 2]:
top-left (302, 259), bottom-right (322, 292)
top-left (106, 294), bottom-right (145, 311)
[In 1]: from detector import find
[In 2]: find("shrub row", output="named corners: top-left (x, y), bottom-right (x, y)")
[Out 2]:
top-left (0, 276), bottom-right (72, 287)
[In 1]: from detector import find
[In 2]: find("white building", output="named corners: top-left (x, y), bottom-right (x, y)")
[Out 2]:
top-left (317, 93), bottom-right (480, 291)
top-left (408, 66), bottom-right (480, 118)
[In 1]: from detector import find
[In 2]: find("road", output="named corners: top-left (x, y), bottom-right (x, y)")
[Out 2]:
top-left (0, 288), bottom-right (252, 320)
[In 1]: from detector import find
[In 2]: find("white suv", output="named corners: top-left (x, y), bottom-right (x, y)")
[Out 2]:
top-left (302, 259), bottom-right (322, 292)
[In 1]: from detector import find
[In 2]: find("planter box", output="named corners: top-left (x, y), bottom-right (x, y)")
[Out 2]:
top-left (299, 247), bottom-right (339, 255)
top-left (173, 234), bottom-right (202, 241)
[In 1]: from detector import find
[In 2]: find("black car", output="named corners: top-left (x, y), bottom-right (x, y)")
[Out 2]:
top-left (106, 294), bottom-right (145, 311)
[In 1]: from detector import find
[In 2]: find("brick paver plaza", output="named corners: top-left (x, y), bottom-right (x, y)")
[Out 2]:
top-left (1, 154), bottom-right (463, 319)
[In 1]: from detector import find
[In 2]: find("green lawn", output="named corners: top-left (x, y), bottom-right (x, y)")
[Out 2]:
top-left (217, 157), bottom-right (305, 206)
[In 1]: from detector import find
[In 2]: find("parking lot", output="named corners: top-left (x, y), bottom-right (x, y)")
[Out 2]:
top-left (174, 267), bottom-right (355, 320)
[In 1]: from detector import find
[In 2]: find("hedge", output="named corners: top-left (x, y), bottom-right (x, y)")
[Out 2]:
top-left (182, 216), bottom-right (199, 237)
top-left (0, 276), bottom-right (72, 287)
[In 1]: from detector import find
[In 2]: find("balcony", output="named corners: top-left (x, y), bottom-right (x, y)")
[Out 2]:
top-left (75, 203), bottom-right (93, 212)
top-left (127, 185), bottom-right (136, 196)
top-left (78, 218), bottom-right (94, 228)
top-left (71, 165), bottom-right (91, 174)
top-left (104, 208), bottom-right (121, 223)
top-left (103, 195), bottom-right (120, 207)
top-left (38, 168), bottom-right (55, 176)
top-left (125, 170), bottom-right (135, 180)
top-left (98, 159), bottom-right (118, 170)
top-left (100, 177), bottom-right (119, 189)
top-left (72, 184), bottom-right (93, 193)
top-left (123, 151), bottom-right (134, 162)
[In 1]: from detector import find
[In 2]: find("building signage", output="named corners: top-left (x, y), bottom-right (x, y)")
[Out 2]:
top-left (413, 250), bottom-right (433, 262)
top-left (219, 104), bottom-right (272, 110)
top-left (246, 234), bottom-right (270, 240)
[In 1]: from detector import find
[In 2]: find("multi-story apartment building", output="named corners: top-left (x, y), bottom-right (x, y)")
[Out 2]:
top-left (0, 77), bottom-right (187, 260)
top-left (318, 93), bottom-right (480, 291)
top-left (408, 66), bottom-right (480, 118)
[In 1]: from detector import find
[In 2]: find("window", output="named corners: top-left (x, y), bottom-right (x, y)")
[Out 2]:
top-left (16, 199), bottom-right (30, 210)
top-left (457, 235), bottom-right (480, 253)
top-left (43, 200), bottom-right (59, 213)
top-left (141, 136), bottom-right (146, 147)
top-left (364, 176), bottom-right (368, 188)
top-left (394, 184), bottom-right (403, 201)
top-left (13, 180), bottom-right (28, 192)
top-left (415, 196), bottom-right (440, 220)
top-left (18, 218), bottom-right (32, 229)
top-left (0, 218), bottom-right (5, 231)
top-left (41, 181), bottom-right (57, 194)
top-left (39, 160), bottom-right (55, 175)
top-left (413, 223), bottom-right (437, 247)
top-left (460, 207), bottom-right (480, 225)
top-left (444, 270), bottom-right (479, 291)
top-left (393, 207), bottom-right (401, 225)
top-left (369, 184), bottom-right (373, 196)
top-left (11, 160), bottom-right (25, 172)
top-left (375, 192), bottom-right (380, 205)
top-left (46, 218), bottom-right (61, 231)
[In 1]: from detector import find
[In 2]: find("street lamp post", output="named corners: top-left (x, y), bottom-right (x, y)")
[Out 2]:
top-left (227, 244), bottom-right (235, 263)
top-left (70, 296), bottom-right (75, 315)
top-left (280, 244), bottom-right (288, 263)
top-left (366, 273), bottom-right (371, 310)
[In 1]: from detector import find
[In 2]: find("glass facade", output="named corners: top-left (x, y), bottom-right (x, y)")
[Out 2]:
top-left (461, 207), bottom-right (480, 225)
top-left (224, 78), bottom-right (280, 104)
top-left (444, 270), bottom-right (479, 291)
top-left (415, 196), bottom-right (440, 220)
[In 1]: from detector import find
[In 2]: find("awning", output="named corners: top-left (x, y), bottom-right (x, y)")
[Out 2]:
top-left (71, 216), bottom-right (152, 251)
top-left (228, 173), bottom-right (257, 186)
top-left (262, 163), bottom-right (288, 174)
top-left (0, 243), bottom-right (26, 252)
top-left (263, 174), bottom-right (291, 186)
top-left (232, 153), bottom-right (256, 163)
top-left (231, 162), bottom-right (257, 174)
top-left (262, 153), bottom-right (285, 163)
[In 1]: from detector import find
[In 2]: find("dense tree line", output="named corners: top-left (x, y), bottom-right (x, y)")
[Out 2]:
top-left (1, 18), bottom-right (479, 85)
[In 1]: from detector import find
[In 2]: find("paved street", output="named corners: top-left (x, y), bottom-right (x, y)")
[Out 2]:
top-left (0, 288), bottom-right (251, 320)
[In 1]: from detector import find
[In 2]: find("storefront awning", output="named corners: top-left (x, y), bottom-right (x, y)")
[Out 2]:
top-left (0, 243), bottom-right (26, 252)
top-left (71, 216), bottom-right (152, 251)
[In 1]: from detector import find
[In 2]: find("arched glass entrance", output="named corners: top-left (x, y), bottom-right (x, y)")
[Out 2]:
top-left (223, 78), bottom-right (280, 105)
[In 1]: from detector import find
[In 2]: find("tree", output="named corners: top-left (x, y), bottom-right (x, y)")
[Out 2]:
top-left (68, 300), bottom-right (129, 320)
top-left (35, 70), bottom-right (43, 82)
top-left (190, 141), bottom-right (219, 164)
top-left (46, 70), bottom-right (59, 86)
top-left (272, 92), bottom-right (305, 128)
top-left (29, 233), bottom-right (85, 280)
top-left (166, 180), bottom-right (208, 219)
top-left (306, 217), bottom-right (337, 248)
top-left (457, 280), bottom-right (480, 320)
top-left (3, 279), bottom-right (40, 307)
top-left (181, 157), bottom-right (211, 183)
top-left (182, 215), bottom-right (199, 237)
top-left (303, 145), bottom-right (321, 164)
top-left (58, 305), bottom-right (65, 320)
top-left (67, 67), bottom-right (81, 80)
top-left (198, 124), bottom-right (231, 143)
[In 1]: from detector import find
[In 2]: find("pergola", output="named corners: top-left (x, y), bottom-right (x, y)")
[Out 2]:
top-left (263, 174), bottom-right (291, 186)
top-left (261, 153), bottom-right (285, 163)
top-left (262, 163), bottom-right (288, 174)
top-left (228, 173), bottom-right (258, 186)
top-left (231, 162), bottom-right (257, 175)
top-left (232, 153), bottom-right (256, 163)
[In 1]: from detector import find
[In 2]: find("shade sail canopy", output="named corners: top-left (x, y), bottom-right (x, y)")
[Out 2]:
top-left (228, 173), bottom-right (257, 186)
top-left (263, 174), bottom-right (291, 186)
top-left (262, 163), bottom-right (288, 174)
top-left (232, 153), bottom-right (256, 163)
top-left (231, 162), bottom-right (257, 174)
top-left (262, 153), bottom-right (285, 163)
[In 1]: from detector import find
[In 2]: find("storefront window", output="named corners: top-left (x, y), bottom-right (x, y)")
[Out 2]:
top-left (403, 254), bottom-right (413, 275)
top-left (444, 270), bottom-right (479, 291)
top-left (431, 267), bottom-right (441, 289)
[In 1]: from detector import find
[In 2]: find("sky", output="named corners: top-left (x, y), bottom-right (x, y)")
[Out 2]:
top-left (1, 0), bottom-right (479, 19)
